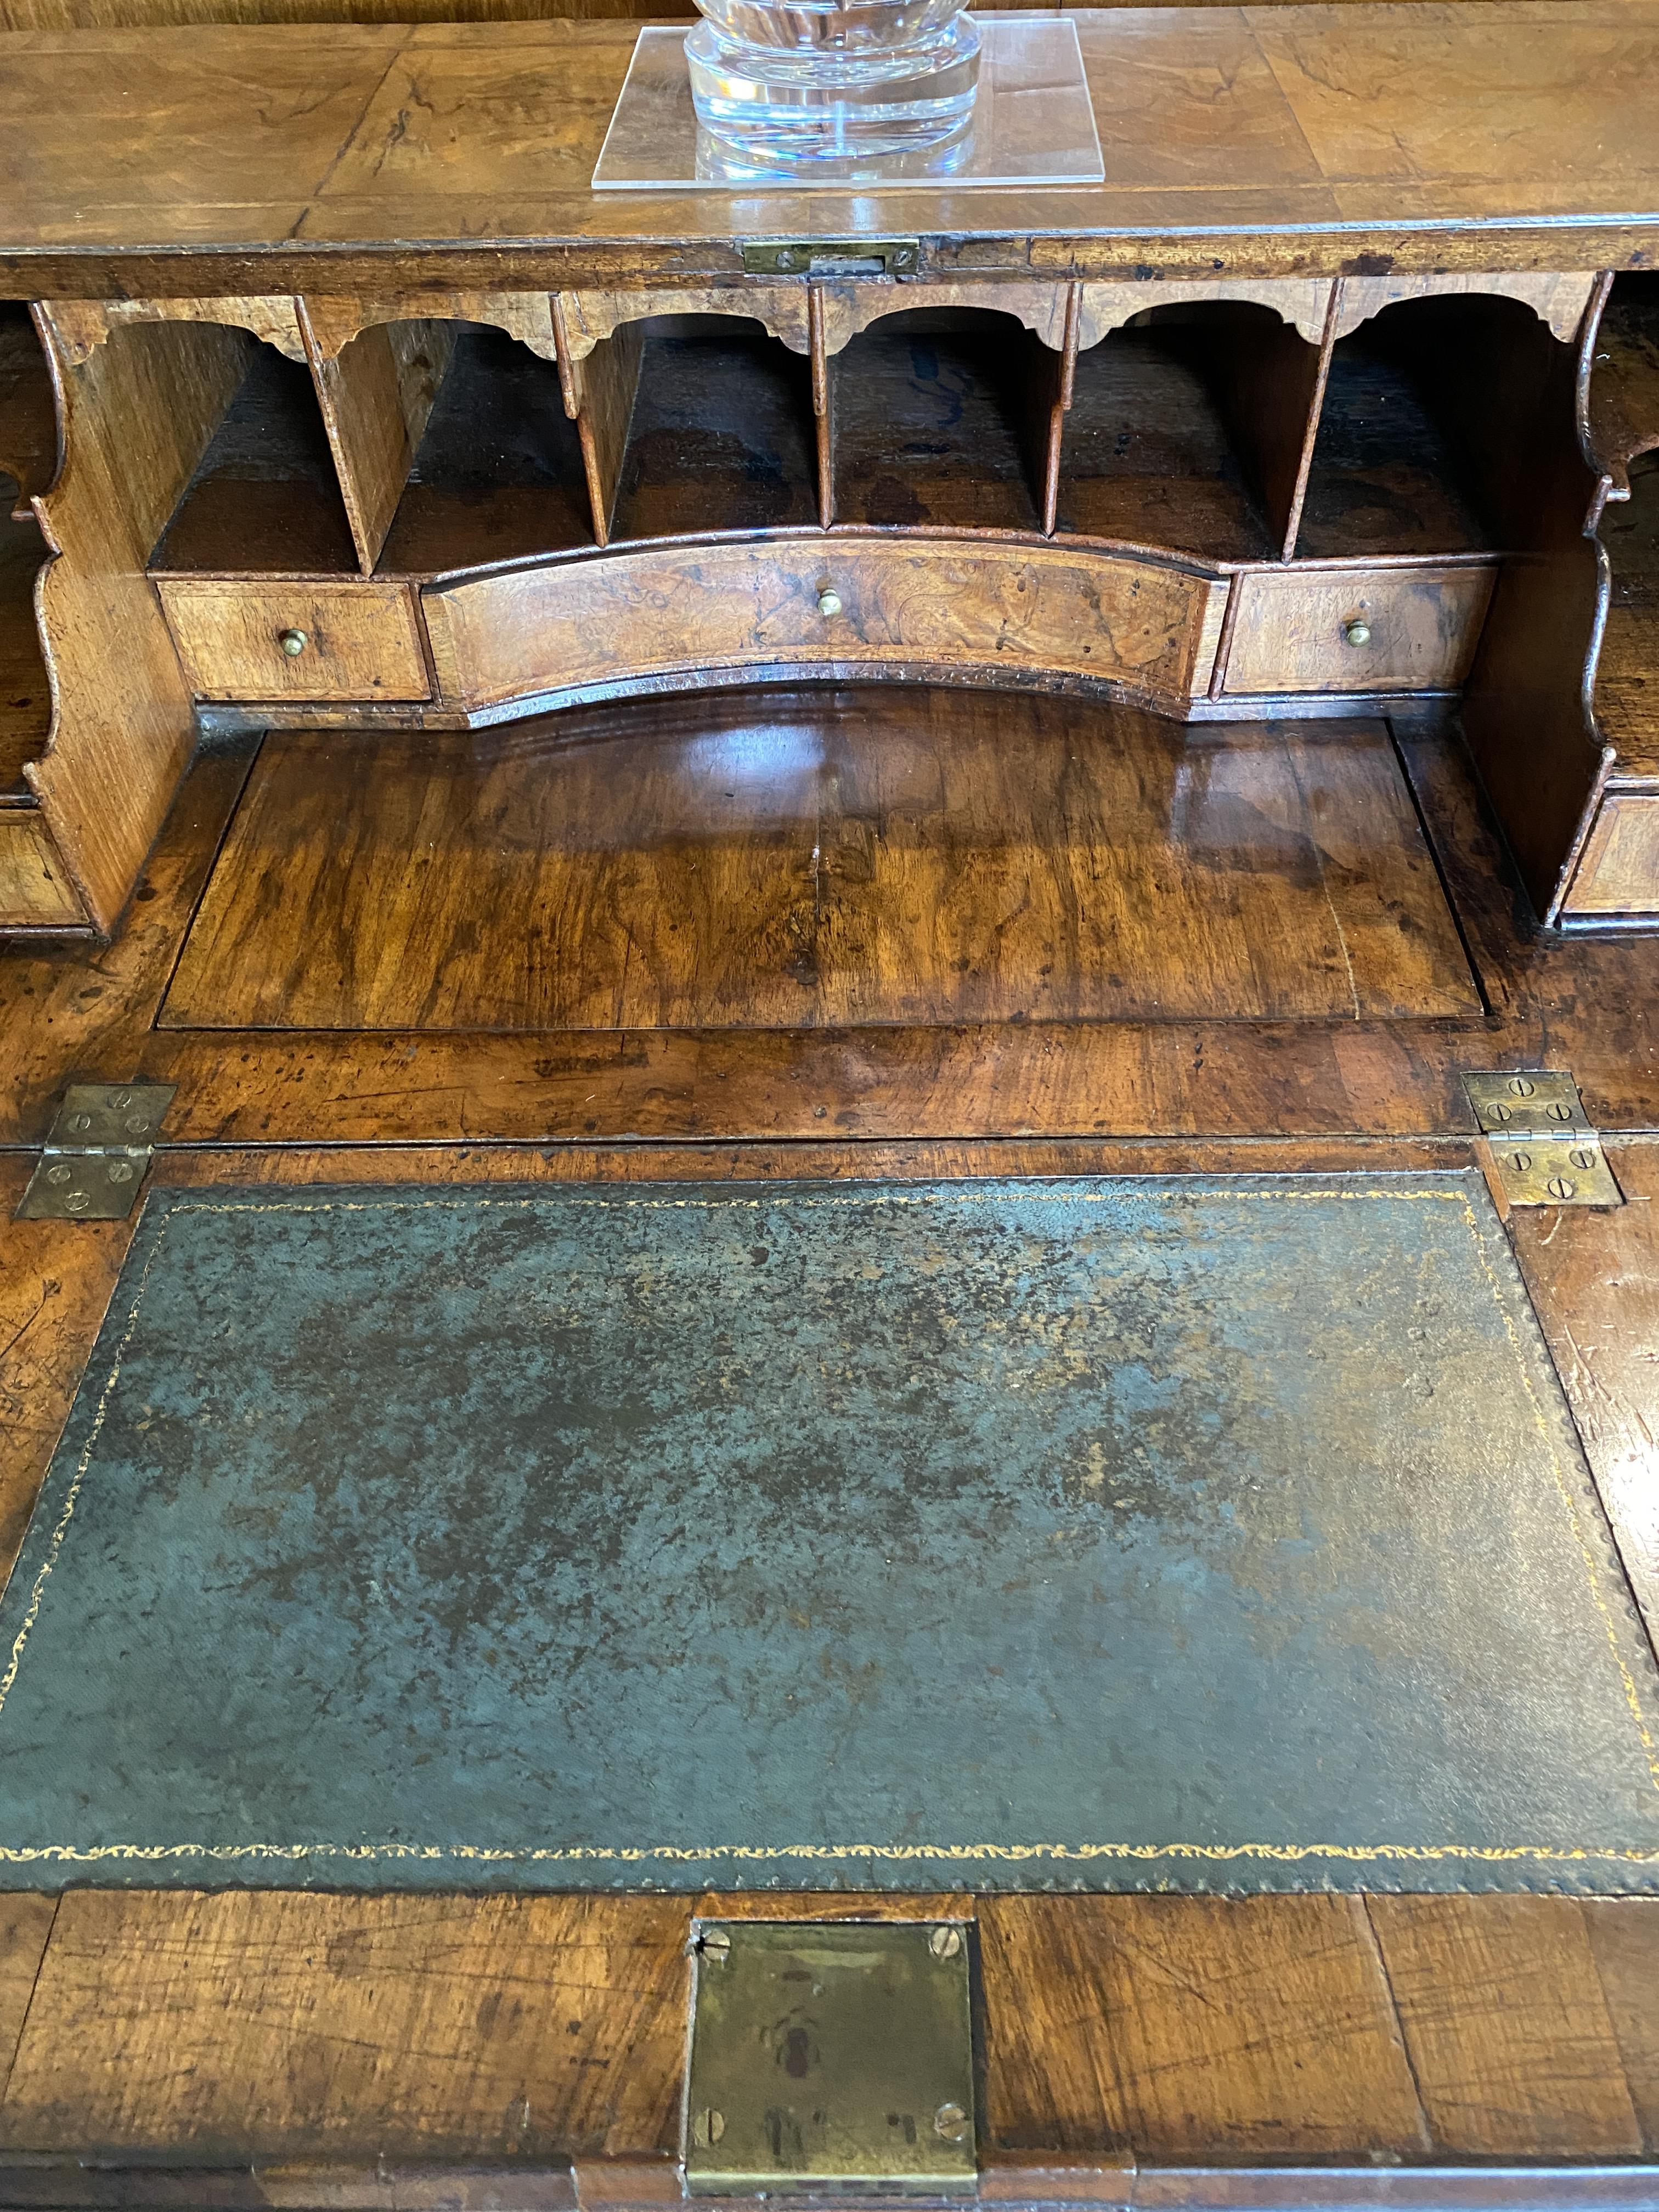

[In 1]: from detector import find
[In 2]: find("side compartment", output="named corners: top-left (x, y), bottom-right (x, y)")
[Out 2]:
top-left (23, 309), bottom-right (252, 933)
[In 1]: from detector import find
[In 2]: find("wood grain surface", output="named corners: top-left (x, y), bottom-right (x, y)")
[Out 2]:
top-left (22, 317), bottom-right (250, 930)
top-left (1367, 1898), bottom-right (1645, 2157)
top-left (0, 1880), bottom-right (1655, 2167)
top-left (15, 712), bottom-right (1659, 1142)
top-left (155, 702), bottom-right (1479, 1030)
top-left (1221, 566), bottom-right (1496, 696)
top-left (0, 811), bottom-right (81, 928)
top-left (158, 579), bottom-right (431, 702)
top-left (422, 539), bottom-right (1228, 710)
top-left (5, 10), bottom-right (1659, 290)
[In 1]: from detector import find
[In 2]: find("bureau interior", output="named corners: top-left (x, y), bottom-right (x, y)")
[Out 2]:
top-left (118, 292), bottom-right (1578, 582)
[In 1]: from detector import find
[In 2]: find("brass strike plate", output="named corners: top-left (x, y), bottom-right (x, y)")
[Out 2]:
top-left (1463, 1071), bottom-right (1622, 1209)
top-left (683, 1920), bottom-right (975, 2196)
top-left (16, 1082), bottom-right (176, 1220)
top-left (742, 239), bottom-right (921, 278)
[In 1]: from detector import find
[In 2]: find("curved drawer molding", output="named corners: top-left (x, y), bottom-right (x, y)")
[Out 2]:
top-left (424, 538), bottom-right (1231, 714)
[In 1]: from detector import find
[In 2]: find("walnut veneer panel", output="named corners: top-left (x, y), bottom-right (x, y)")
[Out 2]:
top-left (5, 9), bottom-right (1659, 284)
top-left (1222, 565), bottom-right (1496, 694)
top-left (1561, 793), bottom-right (1659, 916)
top-left (157, 702), bottom-right (1479, 1030)
top-left (158, 580), bottom-right (430, 701)
top-left (0, 812), bottom-right (83, 928)
top-left (424, 540), bottom-right (1228, 710)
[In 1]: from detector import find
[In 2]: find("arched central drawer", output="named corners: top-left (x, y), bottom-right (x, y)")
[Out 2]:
top-left (423, 538), bottom-right (1231, 713)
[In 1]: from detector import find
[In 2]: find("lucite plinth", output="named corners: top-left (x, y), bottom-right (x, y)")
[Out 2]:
top-left (685, 7), bottom-right (982, 166)
top-left (592, 14), bottom-right (1103, 189)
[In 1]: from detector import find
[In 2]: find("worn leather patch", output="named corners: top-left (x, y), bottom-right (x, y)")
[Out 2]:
top-left (1, 1174), bottom-right (1655, 1892)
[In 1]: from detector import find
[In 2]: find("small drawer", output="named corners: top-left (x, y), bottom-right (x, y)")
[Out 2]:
top-left (1221, 566), bottom-right (1496, 696)
top-left (0, 811), bottom-right (85, 928)
top-left (156, 580), bottom-right (431, 702)
top-left (1561, 792), bottom-right (1659, 918)
top-left (424, 539), bottom-right (1230, 712)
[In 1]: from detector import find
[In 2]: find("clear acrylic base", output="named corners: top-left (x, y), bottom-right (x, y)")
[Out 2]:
top-left (685, 12), bottom-right (981, 164)
top-left (592, 14), bottom-right (1104, 190)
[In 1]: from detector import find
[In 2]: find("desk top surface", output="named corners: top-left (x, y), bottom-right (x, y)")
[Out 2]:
top-left (3, 3), bottom-right (1659, 289)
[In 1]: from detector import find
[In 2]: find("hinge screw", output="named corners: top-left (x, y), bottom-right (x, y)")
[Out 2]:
top-left (108, 1161), bottom-right (135, 1185)
top-left (1547, 1176), bottom-right (1576, 1201)
top-left (693, 2108), bottom-right (726, 2146)
top-left (929, 1925), bottom-right (962, 1960)
top-left (699, 1929), bottom-right (731, 1963)
top-left (934, 2102), bottom-right (968, 2141)
top-left (46, 1164), bottom-right (71, 1186)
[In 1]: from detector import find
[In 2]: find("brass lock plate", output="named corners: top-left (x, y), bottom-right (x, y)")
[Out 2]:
top-left (742, 238), bottom-right (921, 278)
top-left (1463, 1071), bottom-right (1622, 1208)
top-left (683, 1919), bottom-right (975, 2196)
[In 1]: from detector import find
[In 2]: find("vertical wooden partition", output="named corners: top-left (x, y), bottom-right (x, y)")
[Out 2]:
top-left (299, 307), bottom-right (460, 574)
top-left (25, 312), bottom-right (252, 932)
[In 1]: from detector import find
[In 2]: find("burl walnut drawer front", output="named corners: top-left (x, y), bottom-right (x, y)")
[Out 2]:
top-left (157, 581), bottom-right (432, 702)
top-left (1222, 566), bottom-right (1497, 695)
top-left (424, 540), bottom-right (1230, 711)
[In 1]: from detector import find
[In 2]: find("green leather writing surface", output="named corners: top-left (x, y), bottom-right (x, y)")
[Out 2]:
top-left (1, 1175), bottom-right (1655, 1891)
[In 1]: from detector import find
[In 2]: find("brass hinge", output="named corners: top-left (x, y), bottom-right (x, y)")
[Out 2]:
top-left (15, 1083), bottom-right (176, 1221)
top-left (742, 238), bottom-right (921, 278)
top-left (684, 1919), bottom-right (976, 2196)
top-left (1463, 1070), bottom-right (1622, 1208)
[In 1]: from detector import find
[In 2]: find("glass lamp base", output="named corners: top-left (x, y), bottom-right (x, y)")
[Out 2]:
top-left (685, 12), bottom-right (981, 162)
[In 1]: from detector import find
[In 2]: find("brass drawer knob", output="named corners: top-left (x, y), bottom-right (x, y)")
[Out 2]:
top-left (278, 627), bottom-right (309, 657)
top-left (817, 588), bottom-right (843, 618)
top-left (1343, 619), bottom-right (1372, 648)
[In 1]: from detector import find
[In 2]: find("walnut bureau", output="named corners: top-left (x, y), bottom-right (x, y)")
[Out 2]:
top-left (2, 4), bottom-right (1658, 937)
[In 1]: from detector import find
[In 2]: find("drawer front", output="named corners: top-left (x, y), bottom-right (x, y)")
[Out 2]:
top-left (1562, 793), bottom-right (1659, 918)
top-left (424, 540), bottom-right (1229, 711)
top-left (1222, 566), bottom-right (1496, 695)
top-left (157, 580), bottom-right (431, 702)
top-left (0, 811), bottom-right (85, 929)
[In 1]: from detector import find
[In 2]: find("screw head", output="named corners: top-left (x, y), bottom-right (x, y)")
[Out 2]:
top-left (108, 1161), bottom-right (135, 1185)
top-left (1546, 1176), bottom-right (1576, 1201)
top-left (278, 628), bottom-right (309, 657)
top-left (929, 1925), bottom-right (962, 1960)
top-left (1507, 1076), bottom-right (1537, 1098)
top-left (934, 2102), bottom-right (969, 2142)
top-left (699, 1928), bottom-right (732, 1963)
top-left (1342, 619), bottom-right (1371, 647)
top-left (1569, 1147), bottom-right (1595, 1171)
top-left (64, 1190), bottom-right (89, 1215)
top-left (817, 589), bottom-right (843, 618)
top-left (1508, 1150), bottom-right (1532, 1173)
top-left (693, 2108), bottom-right (726, 2147)
top-left (46, 1163), bottom-right (71, 1186)
top-left (1545, 1101), bottom-right (1573, 1121)
top-left (67, 1113), bottom-right (92, 1133)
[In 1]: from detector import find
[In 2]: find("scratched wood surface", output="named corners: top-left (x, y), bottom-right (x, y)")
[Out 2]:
top-left (156, 703), bottom-right (1480, 1031)
top-left (5, 8), bottom-right (1659, 290)
top-left (10, 715), bottom-right (1659, 1143)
